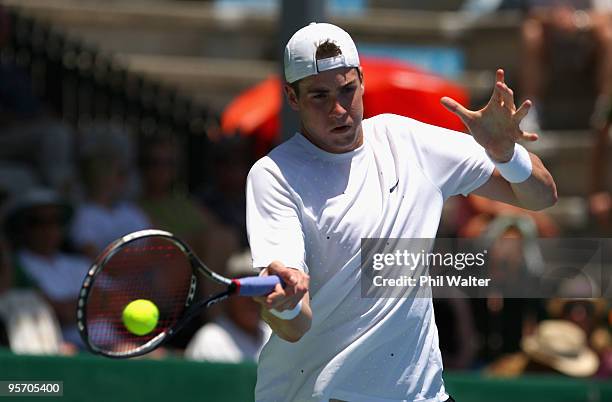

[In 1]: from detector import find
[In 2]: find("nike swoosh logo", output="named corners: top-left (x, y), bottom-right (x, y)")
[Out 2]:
top-left (389, 179), bottom-right (399, 193)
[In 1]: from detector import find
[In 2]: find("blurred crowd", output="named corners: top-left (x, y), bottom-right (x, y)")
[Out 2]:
top-left (0, 0), bottom-right (610, 382)
top-left (0, 51), bottom-right (254, 354)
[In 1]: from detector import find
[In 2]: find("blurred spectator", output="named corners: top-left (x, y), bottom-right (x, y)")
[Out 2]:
top-left (487, 275), bottom-right (611, 377)
top-left (548, 274), bottom-right (606, 327)
top-left (487, 319), bottom-right (600, 377)
top-left (548, 296), bottom-right (612, 377)
top-left (70, 122), bottom-right (151, 259)
top-left (3, 187), bottom-right (89, 350)
top-left (0, 61), bottom-right (76, 195)
top-left (522, 320), bottom-right (599, 376)
top-left (0, 290), bottom-right (65, 355)
top-left (198, 136), bottom-right (253, 247)
top-left (452, 193), bottom-right (557, 365)
top-left (464, 219), bottom-right (548, 363)
top-left (519, 0), bottom-right (612, 130)
top-left (185, 250), bottom-right (271, 363)
top-left (433, 294), bottom-right (479, 369)
top-left (138, 134), bottom-right (239, 274)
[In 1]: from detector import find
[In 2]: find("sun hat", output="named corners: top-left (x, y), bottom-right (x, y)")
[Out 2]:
top-left (3, 187), bottom-right (72, 234)
top-left (521, 319), bottom-right (599, 377)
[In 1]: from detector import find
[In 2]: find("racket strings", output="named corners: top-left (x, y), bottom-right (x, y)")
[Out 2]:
top-left (85, 237), bottom-right (193, 355)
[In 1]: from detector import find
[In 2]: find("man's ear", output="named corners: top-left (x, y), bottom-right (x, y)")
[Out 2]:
top-left (284, 83), bottom-right (300, 111)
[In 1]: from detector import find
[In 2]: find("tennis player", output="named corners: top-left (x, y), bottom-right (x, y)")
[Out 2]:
top-left (247, 22), bottom-right (557, 402)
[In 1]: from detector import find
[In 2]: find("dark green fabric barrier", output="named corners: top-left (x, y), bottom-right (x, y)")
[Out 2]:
top-left (0, 348), bottom-right (256, 402)
top-left (1, 348), bottom-right (611, 402)
top-left (444, 372), bottom-right (612, 402)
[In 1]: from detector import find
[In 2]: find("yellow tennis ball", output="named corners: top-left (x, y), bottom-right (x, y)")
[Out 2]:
top-left (122, 299), bottom-right (159, 336)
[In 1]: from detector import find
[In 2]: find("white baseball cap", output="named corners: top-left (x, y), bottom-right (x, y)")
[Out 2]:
top-left (284, 22), bottom-right (360, 84)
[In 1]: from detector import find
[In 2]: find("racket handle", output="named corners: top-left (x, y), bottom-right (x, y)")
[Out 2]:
top-left (233, 275), bottom-right (282, 296)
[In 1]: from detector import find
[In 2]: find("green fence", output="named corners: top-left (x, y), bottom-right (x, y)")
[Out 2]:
top-left (1, 349), bottom-right (610, 402)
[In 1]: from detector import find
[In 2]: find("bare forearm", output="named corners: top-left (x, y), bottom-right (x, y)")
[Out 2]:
top-left (442, 68), bottom-right (558, 211)
top-left (510, 153), bottom-right (557, 210)
top-left (261, 294), bottom-right (312, 343)
top-left (474, 152), bottom-right (557, 211)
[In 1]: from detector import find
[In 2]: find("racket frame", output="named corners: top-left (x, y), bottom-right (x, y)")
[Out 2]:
top-left (77, 229), bottom-right (236, 358)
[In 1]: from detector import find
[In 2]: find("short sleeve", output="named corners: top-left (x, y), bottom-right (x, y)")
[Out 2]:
top-left (390, 115), bottom-right (495, 199)
top-left (246, 158), bottom-right (307, 272)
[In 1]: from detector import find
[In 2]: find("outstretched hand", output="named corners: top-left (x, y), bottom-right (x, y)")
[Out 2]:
top-left (440, 69), bottom-right (538, 162)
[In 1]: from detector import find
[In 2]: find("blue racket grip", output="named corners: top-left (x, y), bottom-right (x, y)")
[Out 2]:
top-left (233, 275), bottom-right (283, 297)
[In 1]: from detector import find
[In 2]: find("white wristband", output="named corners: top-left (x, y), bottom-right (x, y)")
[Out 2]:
top-left (491, 143), bottom-right (532, 183)
top-left (269, 300), bottom-right (303, 320)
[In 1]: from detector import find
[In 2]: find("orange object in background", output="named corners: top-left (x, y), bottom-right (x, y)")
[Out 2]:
top-left (222, 76), bottom-right (282, 145)
top-left (221, 57), bottom-right (469, 151)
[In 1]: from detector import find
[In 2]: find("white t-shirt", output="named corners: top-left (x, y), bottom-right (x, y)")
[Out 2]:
top-left (70, 201), bottom-right (151, 252)
top-left (246, 114), bottom-right (494, 402)
top-left (17, 249), bottom-right (91, 345)
top-left (185, 316), bottom-right (272, 363)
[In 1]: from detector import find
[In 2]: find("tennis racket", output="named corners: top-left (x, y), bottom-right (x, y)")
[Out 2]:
top-left (77, 229), bottom-right (281, 358)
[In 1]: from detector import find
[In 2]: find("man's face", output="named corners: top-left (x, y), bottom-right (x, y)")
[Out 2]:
top-left (285, 67), bottom-right (364, 154)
